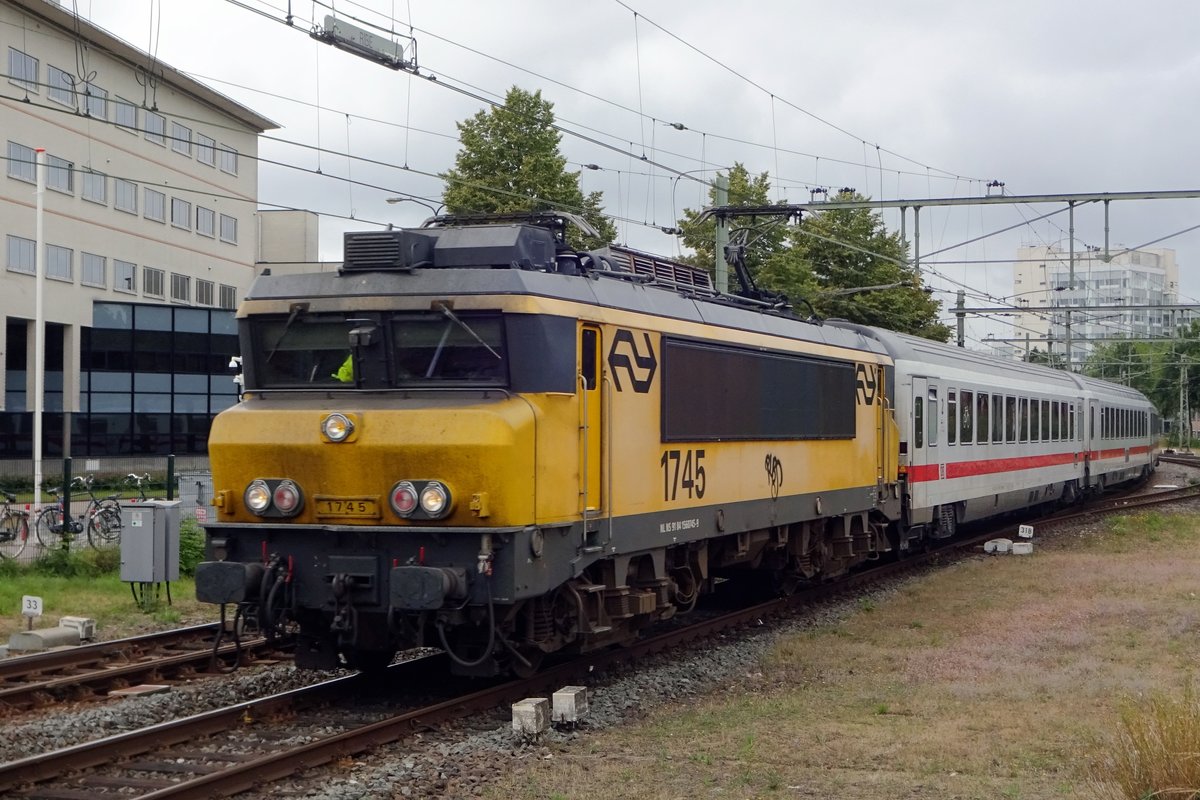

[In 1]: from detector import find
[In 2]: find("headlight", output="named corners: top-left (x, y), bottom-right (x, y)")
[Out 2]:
top-left (390, 481), bottom-right (418, 517)
top-left (245, 480), bottom-right (271, 514)
top-left (420, 482), bottom-right (450, 518)
top-left (321, 413), bottom-right (354, 442)
top-left (272, 480), bottom-right (303, 515)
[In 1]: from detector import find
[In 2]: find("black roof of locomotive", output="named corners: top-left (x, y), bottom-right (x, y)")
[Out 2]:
top-left (244, 222), bottom-right (891, 360)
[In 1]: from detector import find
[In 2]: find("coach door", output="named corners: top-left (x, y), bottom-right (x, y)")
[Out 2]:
top-left (910, 377), bottom-right (942, 504)
top-left (580, 326), bottom-right (604, 518)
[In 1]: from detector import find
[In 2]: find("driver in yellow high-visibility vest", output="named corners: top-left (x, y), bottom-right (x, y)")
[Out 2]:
top-left (333, 354), bottom-right (353, 383)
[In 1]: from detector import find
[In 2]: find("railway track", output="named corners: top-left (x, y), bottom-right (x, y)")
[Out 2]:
top-left (0, 624), bottom-right (279, 713)
top-left (2, 480), bottom-right (1196, 798)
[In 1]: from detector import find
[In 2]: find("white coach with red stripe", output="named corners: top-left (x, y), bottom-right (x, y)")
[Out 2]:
top-left (829, 323), bottom-right (1159, 541)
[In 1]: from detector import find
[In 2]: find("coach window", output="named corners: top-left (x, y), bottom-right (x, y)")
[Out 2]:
top-left (1006, 396), bottom-right (1017, 442)
top-left (1019, 397), bottom-right (1029, 442)
top-left (947, 390), bottom-right (957, 445)
top-left (960, 390), bottom-right (973, 444)
top-left (927, 388), bottom-right (938, 446)
top-left (1051, 401), bottom-right (1060, 441)
top-left (992, 394), bottom-right (1003, 443)
top-left (1068, 403), bottom-right (1075, 441)
top-left (976, 392), bottom-right (988, 445)
top-left (1031, 398), bottom-right (1041, 441)
top-left (1041, 400), bottom-right (1051, 442)
top-left (914, 396), bottom-right (923, 448)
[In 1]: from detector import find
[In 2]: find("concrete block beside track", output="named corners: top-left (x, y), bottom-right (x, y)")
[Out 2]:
top-left (512, 697), bottom-right (550, 736)
top-left (9, 626), bottom-right (83, 652)
top-left (552, 686), bottom-right (589, 724)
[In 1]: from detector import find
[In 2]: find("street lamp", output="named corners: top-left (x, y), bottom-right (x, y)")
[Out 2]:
top-left (385, 196), bottom-right (444, 216)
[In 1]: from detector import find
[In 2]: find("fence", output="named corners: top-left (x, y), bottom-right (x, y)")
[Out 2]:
top-left (0, 454), bottom-right (212, 566)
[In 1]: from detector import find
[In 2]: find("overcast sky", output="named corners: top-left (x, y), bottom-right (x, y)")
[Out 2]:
top-left (78, 0), bottom-right (1200, 347)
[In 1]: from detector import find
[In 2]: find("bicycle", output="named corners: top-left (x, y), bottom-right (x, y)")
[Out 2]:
top-left (75, 475), bottom-right (124, 548)
top-left (34, 487), bottom-right (84, 550)
top-left (126, 472), bottom-right (153, 501)
top-left (0, 491), bottom-right (30, 559)
top-left (34, 477), bottom-right (122, 550)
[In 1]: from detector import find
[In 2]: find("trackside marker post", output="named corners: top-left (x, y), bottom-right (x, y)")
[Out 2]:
top-left (22, 595), bottom-right (43, 631)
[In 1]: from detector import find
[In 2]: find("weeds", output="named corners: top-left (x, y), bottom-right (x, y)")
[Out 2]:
top-left (1087, 686), bottom-right (1200, 798)
top-left (178, 517), bottom-right (206, 577)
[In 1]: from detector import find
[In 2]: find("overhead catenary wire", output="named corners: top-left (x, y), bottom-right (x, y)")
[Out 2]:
top-left (11, 5), bottom-right (1200, 350)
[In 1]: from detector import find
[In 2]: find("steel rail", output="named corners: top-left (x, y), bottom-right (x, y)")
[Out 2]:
top-left (4, 481), bottom-right (1195, 797)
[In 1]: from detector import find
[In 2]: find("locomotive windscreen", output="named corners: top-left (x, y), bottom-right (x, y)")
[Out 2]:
top-left (244, 310), bottom-right (507, 389)
top-left (661, 338), bottom-right (856, 441)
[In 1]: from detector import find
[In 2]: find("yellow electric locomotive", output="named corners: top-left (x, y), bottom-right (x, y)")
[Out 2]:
top-left (195, 213), bottom-right (901, 674)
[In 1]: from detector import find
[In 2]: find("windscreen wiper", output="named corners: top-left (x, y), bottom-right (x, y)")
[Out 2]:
top-left (433, 302), bottom-right (502, 360)
top-left (265, 302), bottom-right (309, 363)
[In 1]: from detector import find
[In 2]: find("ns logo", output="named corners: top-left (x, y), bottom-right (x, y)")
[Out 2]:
top-left (607, 329), bottom-right (657, 393)
top-left (855, 363), bottom-right (882, 406)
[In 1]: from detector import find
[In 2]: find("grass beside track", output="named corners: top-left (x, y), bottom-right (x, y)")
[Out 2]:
top-left (485, 510), bottom-right (1200, 800)
top-left (0, 554), bottom-right (210, 641)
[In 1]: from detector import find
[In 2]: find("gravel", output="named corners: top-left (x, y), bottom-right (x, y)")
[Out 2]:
top-left (8, 461), bottom-right (1196, 798)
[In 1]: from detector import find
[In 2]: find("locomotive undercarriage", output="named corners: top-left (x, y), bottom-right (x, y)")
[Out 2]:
top-left (200, 510), bottom-right (903, 676)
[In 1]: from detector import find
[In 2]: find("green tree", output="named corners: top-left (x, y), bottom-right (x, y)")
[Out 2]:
top-left (677, 163), bottom-right (786, 295)
top-left (1025, 347), bottom-right (1066, 369)
top-left (1083, 324), bottom-right (1200, 421)
top-left (441, 87), bottom-right (616, 248)
top-left (783, 193), bottom-right (950, 341)
top-left (678, 179), bottom-right (947, 340)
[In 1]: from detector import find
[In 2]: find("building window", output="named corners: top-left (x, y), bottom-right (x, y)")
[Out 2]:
top-left (196, 206), bottom-right (215, 237)
top-left (82, 170), bottom-right (107, 205)
top-left (144, 188), bottom-right (166, 222)
top-left (196, 133), bottom-right (216, 166)
top-left (196, 279), bottom-right (215, 306)
top-left (6, 141), bottom-right (35, 183)
top-left (82, 252), bottom-right (106, 287)
top-left (170, 197), bottom-right (192, 229)
top-left (171, 273), bottom-right (190, 303)
top-left (219, 284), bottom-right (237, 309)
top-left (114, 179), bottom-right (138, 213)
top-left (219, 214), bottom-right (238, 243)
top-left (84, 82), bottom-right (107, 119)
top-left (143, 266), bottom-right (165, 297)
top-left (144, 111), bottom-right (166, 145)
top-left (115, 97), bottom-right (137, 131)
top-left (7, 48), bottom-right (37, 93)
top-left (46, 244), bottom-right (72, 281)
top-left (47, 155), bottom-right (73, 194)
top-left (114, 260), bottom-right (136, 294)
top-left (6, 235), bottom-right (34, 275)
top-left (171, 122), bottom-right (192, 156)
top-left (218, 145), bottom-right (238, 175)
top-left (47, 65), bottom-right (76, 107)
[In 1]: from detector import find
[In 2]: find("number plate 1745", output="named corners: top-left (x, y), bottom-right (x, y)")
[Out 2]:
top-left (314, 496), bottom-right (380, 519)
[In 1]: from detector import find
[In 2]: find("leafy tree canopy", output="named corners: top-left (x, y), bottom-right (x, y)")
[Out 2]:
top-left (678, 178), bottom-right (949, 341)
top-left (1082, 323), bottom-right (1200, 420)
top-left (441, 87), bottom-right (616, 248)
top-left (677, 163), bottom-right (785, 295)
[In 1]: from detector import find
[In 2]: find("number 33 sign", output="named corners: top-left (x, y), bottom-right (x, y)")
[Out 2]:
top-left (22, 595), bottom-right (42, 619)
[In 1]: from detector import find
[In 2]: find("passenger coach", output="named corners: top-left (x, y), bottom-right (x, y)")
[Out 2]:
top-left (830, 324), bottom-right (1159, 547)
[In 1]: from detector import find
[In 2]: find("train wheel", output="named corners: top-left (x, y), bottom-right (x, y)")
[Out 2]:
top-left (508, 646), bottom-right (545, 678)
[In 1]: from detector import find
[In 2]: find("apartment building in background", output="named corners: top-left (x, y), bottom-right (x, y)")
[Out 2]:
top-left (0, 0), bottom-right (276, 457)
top-left (1011, 244), bottom-right (1186, 365)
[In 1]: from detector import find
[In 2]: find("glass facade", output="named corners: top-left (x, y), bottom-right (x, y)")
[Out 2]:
top-left (0, 302), bottom-right (238, 458)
